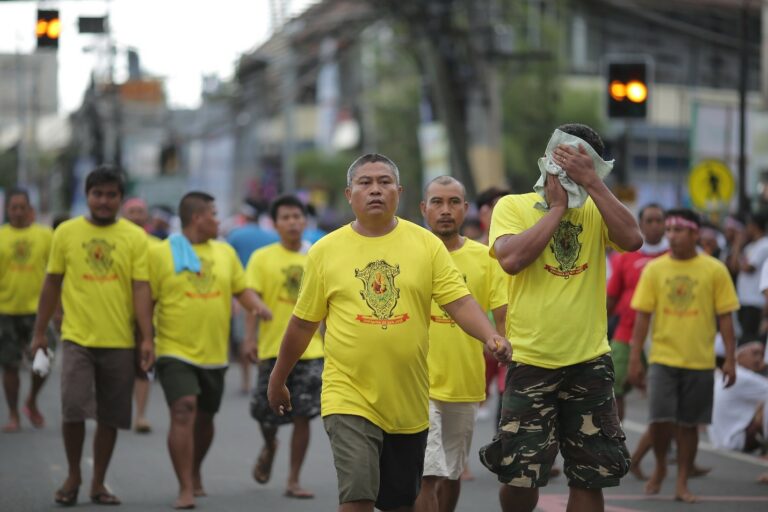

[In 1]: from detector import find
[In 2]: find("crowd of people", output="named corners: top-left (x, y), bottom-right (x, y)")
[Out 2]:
top-left (0, 122), bottom-right (767, 512)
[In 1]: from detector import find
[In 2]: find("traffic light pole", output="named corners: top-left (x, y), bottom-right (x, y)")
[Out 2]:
top-left (737, 1), bottom-right (749, 216)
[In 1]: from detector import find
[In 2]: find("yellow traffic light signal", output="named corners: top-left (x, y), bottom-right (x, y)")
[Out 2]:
top-left (36, 10), bottom-right (60, 50)
top-left (607, 62), bottom-right (648, 118)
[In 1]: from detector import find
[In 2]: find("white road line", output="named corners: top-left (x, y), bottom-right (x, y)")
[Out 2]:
top-left (623, 419), bottom-right (768, 468)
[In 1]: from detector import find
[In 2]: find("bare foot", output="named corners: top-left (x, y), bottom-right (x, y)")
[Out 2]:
top-left (23, 403), bottom-right (45, 428)
top-left (675, 488), bottom-right (698, 503)
top-left (253, 441), bottom-right (278, 484)
top-left (691, 465), bottom-right (711, 478)
top-left (192, 475), bottom-right (206, 497)
top-left (1, 417), bottom-right (20, 433)
top-left (629, 461), bottom-right (647, 481)
top-left (284, 484), bottom-right (315, 499)
top-left (757, 473), bottom-right (768, 484)
top-left (174, 490), bottom-right (196, 509)
top-left (644, 467), bottom-right (666, 495)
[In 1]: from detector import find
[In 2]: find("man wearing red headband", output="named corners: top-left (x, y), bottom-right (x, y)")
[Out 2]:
top-left (629, 208), bottom-right (739, 503)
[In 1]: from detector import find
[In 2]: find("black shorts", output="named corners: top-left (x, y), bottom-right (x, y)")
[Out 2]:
top-left (250, 357), bottom-right (322, 428)
top-left (648, 363), bottom-right (714, 426)
top-left (156, 357), bottom-right (226, 414)
top-left (324, 414), bottom-right (428, 510)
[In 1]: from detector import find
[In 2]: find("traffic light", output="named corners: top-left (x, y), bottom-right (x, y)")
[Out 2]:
top-left (607, 62), bottom-right (648, 119)
top-left (36, 9), bottom-right (61, 50)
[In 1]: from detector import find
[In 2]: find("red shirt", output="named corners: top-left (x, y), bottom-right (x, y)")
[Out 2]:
top-left (607, 248), bottom-right (667, 343)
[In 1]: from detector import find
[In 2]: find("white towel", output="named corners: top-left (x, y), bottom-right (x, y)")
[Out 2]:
top-left (533, 129), bottom-right (614, 210)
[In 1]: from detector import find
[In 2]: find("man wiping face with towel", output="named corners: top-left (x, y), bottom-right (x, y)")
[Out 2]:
top-left (479, 123), bottom-right (643, 512)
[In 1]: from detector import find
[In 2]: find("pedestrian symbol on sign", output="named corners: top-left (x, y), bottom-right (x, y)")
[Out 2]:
top-left (688, 160), bottom-right (734, 210)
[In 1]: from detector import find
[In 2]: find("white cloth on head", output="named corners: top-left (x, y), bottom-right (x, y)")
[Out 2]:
top-left (533, 129), bottom-right (614, 211)
top-left (708, 366), bottom-right (768, 451)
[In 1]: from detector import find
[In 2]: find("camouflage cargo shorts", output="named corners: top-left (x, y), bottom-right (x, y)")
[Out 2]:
top-left (479, 354), bottom-right (630, 489)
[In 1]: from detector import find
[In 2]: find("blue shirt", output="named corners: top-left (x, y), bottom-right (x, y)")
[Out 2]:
top-left (227, 224), bottom-right (279, 266)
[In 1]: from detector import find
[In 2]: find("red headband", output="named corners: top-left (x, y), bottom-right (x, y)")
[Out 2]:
top-left (665, 216), bottom-right (698, 231)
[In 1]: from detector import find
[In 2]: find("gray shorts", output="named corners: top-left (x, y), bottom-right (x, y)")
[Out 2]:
top-left (61, 340), bottom-right (135, 429)
top-left (0, 314), bottom-right (57, 367)
top-left (648, 363), bottom-right (714, 426)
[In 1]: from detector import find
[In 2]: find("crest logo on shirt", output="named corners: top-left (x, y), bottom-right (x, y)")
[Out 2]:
top-left (11, 239), bottom-right (32, 264)
top-left (354, 260), bottom-right (409, 329)
top-left (431, 273), bottom-right (467, 327)
top-left (187, 258), bottom-right (216, 296)
top-left (665, 275), bottom-right (697, 311)
top-left (83, 239), bottom-right (115, 276)
top-left (281, 265), bottom-right (304, 302)
top-left (545, 220), bottom-right (588, 278)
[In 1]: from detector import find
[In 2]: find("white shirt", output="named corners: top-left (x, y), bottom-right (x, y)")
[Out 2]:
top-left (708, 366), bottom-right (768, 451)
top-left (737, 237), bottom-right (768, 307)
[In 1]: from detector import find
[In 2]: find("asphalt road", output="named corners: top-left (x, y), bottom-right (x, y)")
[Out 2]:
top-left (1, 359), bottom-right (767, 511)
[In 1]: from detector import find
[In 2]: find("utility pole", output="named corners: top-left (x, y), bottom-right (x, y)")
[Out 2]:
top-left (737, 0), bottom-right (749, 215)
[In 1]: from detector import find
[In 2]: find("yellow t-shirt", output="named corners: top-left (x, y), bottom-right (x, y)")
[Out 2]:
top-left (48, 217), bottom-right (149, 348)
top-left (489, 193), bottom-right (614, 369)
top-left (631, 253), bottom-right (739, 370)
top-left (294, 219), bottom-right (469, 434)
top-left (149, 240), bottom-right (246, 367)
top-left (0, 224), bottom-right (53, 314)
top-left (428, 238), bottom-right (507, 402)
top-left (245, 243), bottom-right (323, 360)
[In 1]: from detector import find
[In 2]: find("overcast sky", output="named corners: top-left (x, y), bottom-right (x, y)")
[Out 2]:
top-left (0, 0), bottom-right (314, 113)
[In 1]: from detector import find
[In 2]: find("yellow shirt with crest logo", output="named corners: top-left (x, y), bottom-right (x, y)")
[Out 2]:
top-left (245, 243), bottom-right (323, 360)
top-left (149, 239), bottom-right (246, 367)
top-left (294, 219), bottom-right (469, 434)
top-left (428, 238), bottom-right (507, 402)
top-left (0, 224), bottom-right (53, 314)
top-left (631, 253), bottom-right (739, 370)
top-left (489, 193), bottom-right (615, 369)
top-left (48, 217), bottom-right (149, 348)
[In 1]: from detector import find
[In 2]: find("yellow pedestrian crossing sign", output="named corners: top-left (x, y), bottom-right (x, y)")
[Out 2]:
top-left (688, 160), bottom-right (735, 210)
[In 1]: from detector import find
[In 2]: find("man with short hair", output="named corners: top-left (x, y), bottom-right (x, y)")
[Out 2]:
top-left (31, 166), bottom-right (155, 506)
top-left (149, 191), bottom-right (271, 509)
top-left (481, 123), bottom-right (642, 512)
top-left (0, 188), bottom-right (54, 432)
top-left (414, 176), bottom-right (507, 512)
top-left (629, 208), bottom-right (739, 503)
top-left (733, 212), bottom-right (768, 344)
top-left (268, 154), bottom-right (512, 512)
top-left (244, 194), bottom-right (323, 499)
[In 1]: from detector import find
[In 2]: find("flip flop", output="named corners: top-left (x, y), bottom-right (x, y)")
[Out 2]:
top-left (54, 487), bottom-right (79, 507)
top-left (284, 489), bottom-right (315, 499)
top-left (23, 405), bottom-right (45, 428)
top-left (90, 491), bottom-right (121, 505)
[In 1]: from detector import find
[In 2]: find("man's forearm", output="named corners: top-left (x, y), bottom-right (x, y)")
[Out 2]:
top-left (272, 316), bottom-right (320, 382)
top-left (492, 305), bottom-right (507, 338)
top-left (132, 280), bottom-right (153, 342)
top-left (718, 313), bottom-right (737, 361)
top-left (629, 312), bottom-right (651, 359)
top-left (33, 274), bottom-right (63, 337)
top-left (494, 206), bottom-right (565, 275)
top-left (443, 295), bottom-right (496, 343)
top-left (584, 180), bottom-right (642, 251)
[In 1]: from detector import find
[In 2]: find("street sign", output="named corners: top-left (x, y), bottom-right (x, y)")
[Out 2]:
top-left (688, 159), bottom-right (735, 210)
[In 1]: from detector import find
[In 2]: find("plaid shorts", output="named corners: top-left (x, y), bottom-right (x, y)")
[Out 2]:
top-left (479, 354), bottom-right (630, 489)
top-left (250, 357), bottom-right (323, 428)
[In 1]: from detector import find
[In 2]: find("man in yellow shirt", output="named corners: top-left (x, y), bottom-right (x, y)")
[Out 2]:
top-left (0, 188), bottom-right (53, 432)
top-left (629, 208), bottom-right (738, 503)
top-left (480, 124), bottom-right (643, 512)
top-left (31, 166), bottom-right (155, 506)
top-left (121, 197), bottom-right (158, 434)
top-left (267, 154), bottom-right (512, 512)
top-left (149, 191), bottom-right (270, 510)
top-left (414, 176), bottom-right (507, 512)
top-left (244, 194), bottom-right (323, 499)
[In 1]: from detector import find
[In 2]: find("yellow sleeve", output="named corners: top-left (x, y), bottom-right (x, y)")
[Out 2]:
top-left (245, 250), bottom-right (263, 292)
top-left (132, 231), bottom-right (150, 281)
top-left (488, 257), bottom-right (507, 310)
top-left (630, 264), bottom-right (656, 313)
top-left (488, 196), bottom-right (524, 259)
top-left (47, 226), bottom-right (66, 275)
top-left (293, 250), bottom-right (327, 322)
top-left (432, 241), bottom-right (470, 307)
top-left (713, 262), bottom-right (740, 315)
top-left (229, 246), bottom-right (246, 294)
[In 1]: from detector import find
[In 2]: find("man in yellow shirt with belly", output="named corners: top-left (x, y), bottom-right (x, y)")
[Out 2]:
top-left (629, 208), bottom-right (739, 503)
top-left (267, 154), bottom-right (512, 512)
top-left (480, 124), bottom-right (643, 512)
top-left (414, 176), bottom-right (507, 512)
top-left (31, 166), bottom-right (155, 506)
top-left (149, 191), bottom-right (270, 510)
top-left (0, 188), bottom-right (53, 432)
top-left (244, 194), bottom-right (324, 499)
